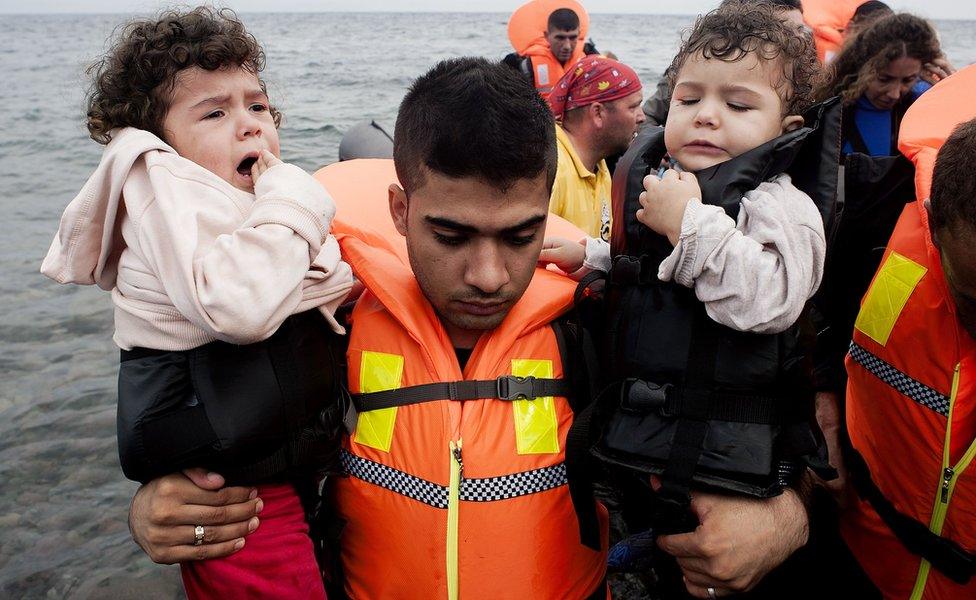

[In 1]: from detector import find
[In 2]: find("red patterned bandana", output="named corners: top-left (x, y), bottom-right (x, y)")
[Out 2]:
top-left (548, 56), bottom-right (642, 119)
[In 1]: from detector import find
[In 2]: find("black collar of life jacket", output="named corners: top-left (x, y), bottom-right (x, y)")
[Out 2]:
top-left (610, 97), bottom-right (843, 257)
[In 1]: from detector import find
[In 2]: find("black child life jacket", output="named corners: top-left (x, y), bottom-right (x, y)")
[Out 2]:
top-left (581, 98), bottom-right (843, 536)
top-left (116, 309), bottom-right (349, 485)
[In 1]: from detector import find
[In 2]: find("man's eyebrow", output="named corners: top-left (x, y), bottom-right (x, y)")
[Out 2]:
top-left (425, 214), bottom-right (547, 235)
top-left (500, 214), bottom-right (547, 235)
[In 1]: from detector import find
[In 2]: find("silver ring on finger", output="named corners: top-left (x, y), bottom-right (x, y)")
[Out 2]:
top-left (707, 587), bottom-right (717, 600)
top-left (194, 524), bottom-right (205, 546)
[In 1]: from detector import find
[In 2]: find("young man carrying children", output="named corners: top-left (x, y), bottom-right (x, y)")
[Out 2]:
top-left (126, 51), bottom-right (817, 599)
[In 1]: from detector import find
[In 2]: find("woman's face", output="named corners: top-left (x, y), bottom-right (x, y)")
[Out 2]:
top-left (865, 55), bottom-right (923, 110)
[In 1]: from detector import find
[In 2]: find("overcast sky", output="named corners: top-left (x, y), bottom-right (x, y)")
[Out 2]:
top-left (2, 0), bottom-right (974, 20)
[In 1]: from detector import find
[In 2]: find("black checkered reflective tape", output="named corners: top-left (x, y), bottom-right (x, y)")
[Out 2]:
top-left (340, 449), bottom-right (568, 508)
top-left (460, 463), bottom-right (567, 501)
top-left (340, 449), bottom-right (449, 508)
top-left (848, 342), bottom-right (950, 417)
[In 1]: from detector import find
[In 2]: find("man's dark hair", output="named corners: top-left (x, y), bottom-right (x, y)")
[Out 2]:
top-left (929, 118), bottom-right (976, 234)
top-left (852, 1), bottom-right (892, 23)
top-left (548, 8), bottom-right (580, 32)
top-left (668, 0), bottom-right (821, 116)
top-left (393, 57), bottom-right (557, 195)
top-left (86, 7), bottom-right (279, 145)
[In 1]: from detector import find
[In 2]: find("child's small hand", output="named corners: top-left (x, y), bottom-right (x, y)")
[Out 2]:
top-left (538, 237), bottom-right (586, 274)
top-left (636, 169), bottom-right (702, 245)
top-left (251, 149), bottom-right (283, 184)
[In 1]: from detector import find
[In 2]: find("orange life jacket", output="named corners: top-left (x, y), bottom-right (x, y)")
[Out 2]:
top-left (843, 65), bottom-right (976, 599)
top-left (314, 159), bottom-right (608, 599)
top-left (508, 0), bottom-right (590, 99)
top-left (801, 0), bottom-right (865, 63)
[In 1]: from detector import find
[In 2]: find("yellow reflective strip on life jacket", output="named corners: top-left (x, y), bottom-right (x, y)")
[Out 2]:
top-left (855, 252), bottom-right (927, 347)
top-left (910, 364), bottom-right (974, 600)
top-left (447, 439), bottom-right (462, 600)
top-left (353, 351), bottom-right (403, 452)
top-left (511, 359), bottom-right (560, 455)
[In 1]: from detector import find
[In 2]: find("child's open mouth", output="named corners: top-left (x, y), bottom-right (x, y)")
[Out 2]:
top-left (237, 155), bottom-right (258, 177)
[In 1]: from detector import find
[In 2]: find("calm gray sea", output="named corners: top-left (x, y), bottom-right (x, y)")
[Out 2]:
top-left (1, 11), bottom-right (974, 599)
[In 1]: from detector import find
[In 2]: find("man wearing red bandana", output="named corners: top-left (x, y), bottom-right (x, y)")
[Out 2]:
top-left (548, 56), bottom-right (644, 240)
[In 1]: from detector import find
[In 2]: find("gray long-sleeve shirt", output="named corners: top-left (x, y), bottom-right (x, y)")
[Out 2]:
top-left (582, 173), bottom-right (825, 334)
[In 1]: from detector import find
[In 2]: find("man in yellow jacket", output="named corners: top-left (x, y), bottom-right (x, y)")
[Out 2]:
top-left (548, 55), bottom-right (644, 241)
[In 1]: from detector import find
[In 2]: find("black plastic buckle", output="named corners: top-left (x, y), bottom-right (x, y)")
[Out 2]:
top-left (610, 254), bottom-right (656, 286)
top-left (496, 375), bottom-right (537, 401)
top-left (319, 385), bottom-right (351, 438)
top-left (621, 379), bottom-right (672, 414)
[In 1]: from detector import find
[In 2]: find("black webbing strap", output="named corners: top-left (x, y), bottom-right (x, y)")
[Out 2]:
top-left (267, 317), bottom-right (303, 468)
top-left (555, 318), bottom-right (603, 550)
top-left (847, 446), bottom-right (976, 584)
top-left (575, 270), bottom-right (606, 305)
top-left (353, 375), bottom-right (572, 412)
top-left (662, 386), bottom-right (780, 424)
top-left (655, 307), bottom-right (721, 534)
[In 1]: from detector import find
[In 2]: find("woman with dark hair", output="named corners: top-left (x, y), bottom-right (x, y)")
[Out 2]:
top-left (812, 13), bottom-right (952, 397)
top-left (817, 12), bottom-right (950, 156)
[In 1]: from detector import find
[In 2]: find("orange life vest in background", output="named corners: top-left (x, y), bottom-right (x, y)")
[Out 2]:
top-left (843, 65), bottom-right (976, 599)
top-left (314, 159), bottom-right (608, 599)
top-left (508, 0), bottom-right (590, 99)
top-left (801, 0), bottom-right (866, 63)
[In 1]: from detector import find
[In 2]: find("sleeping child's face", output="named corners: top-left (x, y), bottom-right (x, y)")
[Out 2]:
top-left (665, 51), bottom-right (804, 172)
top-left (161, 65), bottom-right (280, 192)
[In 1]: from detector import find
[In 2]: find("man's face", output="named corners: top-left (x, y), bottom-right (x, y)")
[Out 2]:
top-left (389, 170), bottom-right (550, 349)
top-left (936, 222), bottom-right (976, 341)
top-left (546, 27), bottom-right (580, 65)
top-left (601, 91), bottom-right (646, 156)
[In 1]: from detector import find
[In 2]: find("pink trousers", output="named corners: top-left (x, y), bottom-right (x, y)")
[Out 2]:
top-left (181, 482), bottom-right (327, 599)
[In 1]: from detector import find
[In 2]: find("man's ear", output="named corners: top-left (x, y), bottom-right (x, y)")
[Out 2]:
top-left (389, 184), bottom-right (409, 236)
top-left (924, 198), bottom-right (941, 248)
top-left (590, 102), bottom-right (606, 128)
top-left (782, 115), bottom-right (804, 133)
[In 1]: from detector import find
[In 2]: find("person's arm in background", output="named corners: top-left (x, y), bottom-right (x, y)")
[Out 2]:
top-left (920, 55), bottom-right (956, 86)
top-left (501, 53), bottom-right (534, 87)
top-left (129, 469), bottom-right (261, 564)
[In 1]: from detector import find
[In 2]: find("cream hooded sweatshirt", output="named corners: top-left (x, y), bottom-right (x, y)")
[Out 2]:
top-left (41, 128), bottom-right (353, 351)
